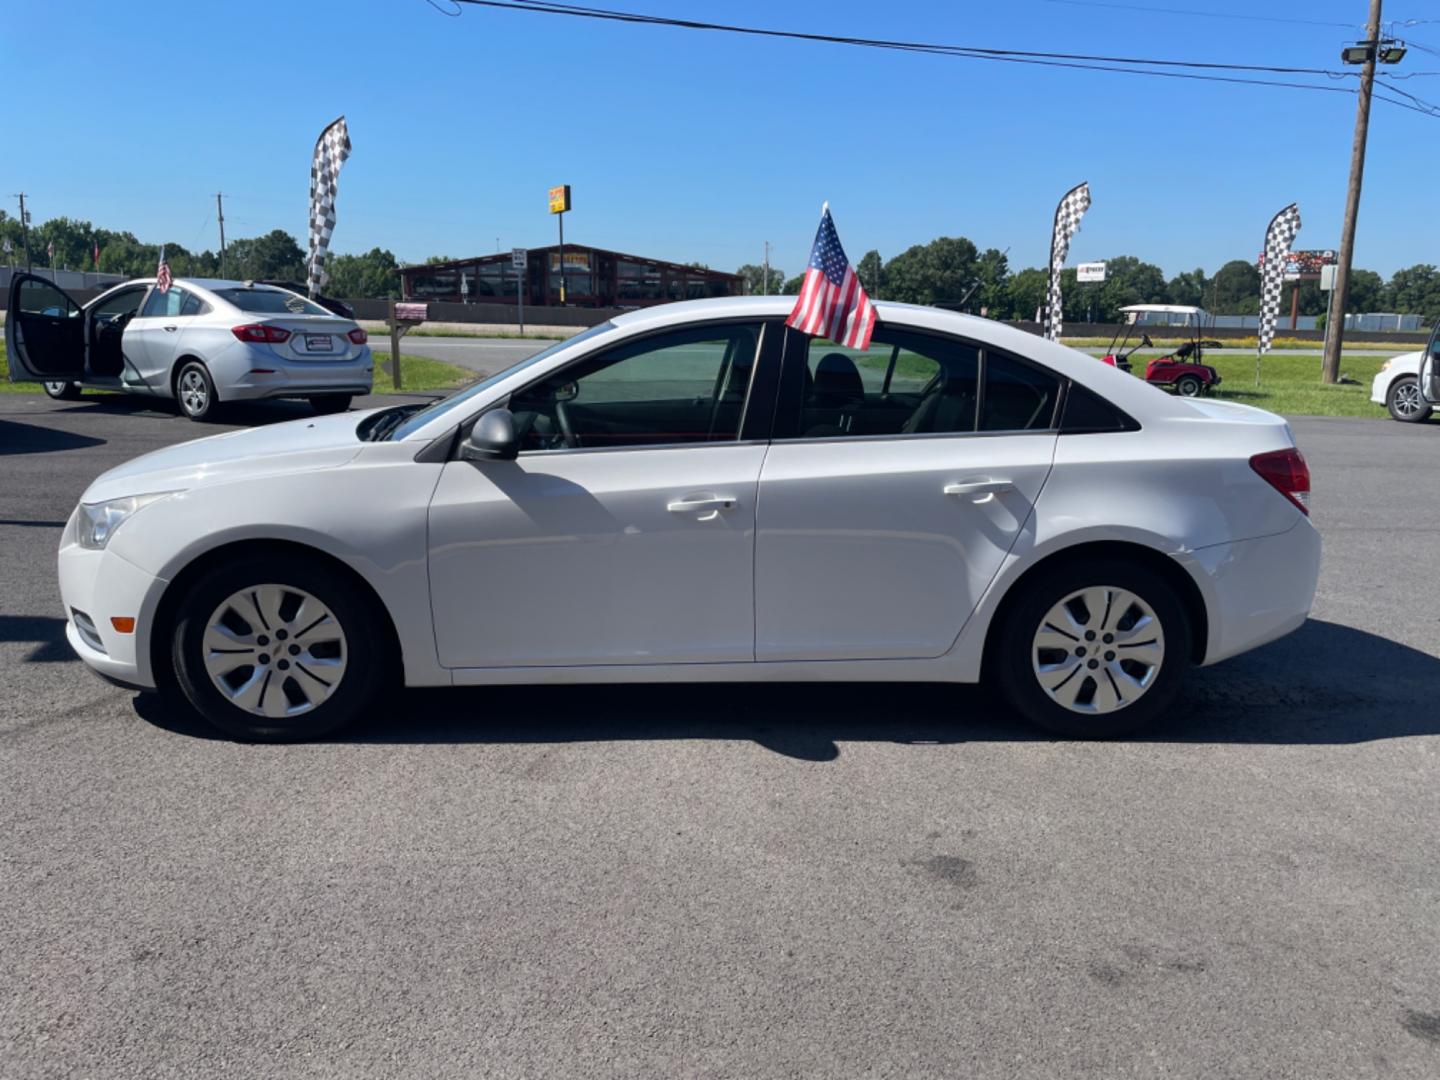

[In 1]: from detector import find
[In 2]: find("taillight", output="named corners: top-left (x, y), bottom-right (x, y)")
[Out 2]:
top-left (231, 324), bottom-right (291, 344)
top-left (1250, 448), bottom-right (1310, 516)
top-left (347, 328), bottom-right (367, 345)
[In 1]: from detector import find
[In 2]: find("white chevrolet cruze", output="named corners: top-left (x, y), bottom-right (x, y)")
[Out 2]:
top-left (5, 273), bottom-right (373, 420)
top-left (48, 297), bottom-right (1320, 741)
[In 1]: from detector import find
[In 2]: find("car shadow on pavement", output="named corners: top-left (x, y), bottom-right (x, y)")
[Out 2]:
top-left (130, 619), bottom-right (1440, 759)
top-left (0, 417), bottom-right (106, 456)
top-left (0, 615), bottom-right (74, 662)
top-left (47, 394), bottom-right (319, 428)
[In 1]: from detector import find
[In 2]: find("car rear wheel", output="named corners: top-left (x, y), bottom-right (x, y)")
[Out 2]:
top-left (169, 555), bottom-right (389, 741)
top-left (994, 559), bottom-right (1192, 738)
top-left (1175, 374), bottom-right (1204, 397)
top-left (310, 394), bottom-right (353, 415)
top-left (42, 380), bottom-right (82, 400)
top-left (174, 361), bottom-right (219, 422)
top-left (1387, 376), bottom-right (1432, 423)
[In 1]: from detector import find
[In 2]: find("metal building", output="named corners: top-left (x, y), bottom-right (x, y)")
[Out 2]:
top-left (399, 244), bottom-right (743, 309)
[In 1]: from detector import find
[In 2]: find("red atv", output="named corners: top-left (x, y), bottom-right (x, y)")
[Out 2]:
top-left (1143, 339), bottom-right (1223, 397)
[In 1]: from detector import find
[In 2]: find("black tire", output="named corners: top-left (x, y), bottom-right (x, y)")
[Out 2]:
top-left (168, 554), bottom-right (390, 741)
top-left (1175, 375), bottom-right (1203, 398)
top-left (310, 394), bottom-right (353, 415)
top-left (1386, 376), bottom-right (1432, 423)
top-left (992, 558), bottom-right (1193, 738)
top-left (174, 360), bottom-right (220, 422)
top-left (42, 379), bottom-right (82, 400)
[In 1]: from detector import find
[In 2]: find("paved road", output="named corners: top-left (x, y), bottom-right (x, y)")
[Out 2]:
top-left (387, 336), bottom-right (556, 376)
top-left (3, 395), bottom-right (1439, 1079)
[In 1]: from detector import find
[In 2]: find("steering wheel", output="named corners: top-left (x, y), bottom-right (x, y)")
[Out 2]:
top-left (555, 399), bottom-right (578, 448)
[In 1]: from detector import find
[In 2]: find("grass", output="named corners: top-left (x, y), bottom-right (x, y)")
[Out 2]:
top-left (1062, 334), bottom-right (1409, 351)
top-left (0, 341), bottom-right (474, 397)
top-left (1190, 351), bottom-right (1387, 417)
top-left (368, 352), bottom-right (475, 393)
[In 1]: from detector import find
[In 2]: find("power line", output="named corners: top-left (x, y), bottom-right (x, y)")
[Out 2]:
top-left (1037, 0), bottom-right (1358, 30)
top-left (440, 0), bottom-right (1437, 117)
top-left (450, 0), bottom-right (1353, 76)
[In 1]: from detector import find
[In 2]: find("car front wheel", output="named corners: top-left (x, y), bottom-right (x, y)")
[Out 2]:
top-left (169, 555), bottom-right (389, 741)
top-left (994, 559), bottom-right (1192, 738)
top-left (1387, 376), bottom-right (1432, 423)
top-left (42, 380), bottom-right (82, 400)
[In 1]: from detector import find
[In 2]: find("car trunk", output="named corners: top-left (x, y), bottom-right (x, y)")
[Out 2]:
top-left (257, 317), bottom-right (362, 362)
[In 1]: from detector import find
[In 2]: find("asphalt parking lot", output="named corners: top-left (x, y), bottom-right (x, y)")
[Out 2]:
top-left (3, 393), bottom-right (1439, 1079)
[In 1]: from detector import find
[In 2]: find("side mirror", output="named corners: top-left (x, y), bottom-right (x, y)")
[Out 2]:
top-left (459, 408), bottom-right (519, 462)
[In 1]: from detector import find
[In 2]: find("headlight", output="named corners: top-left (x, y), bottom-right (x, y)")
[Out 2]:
top-left (77, 493), bottom-right (176, 550)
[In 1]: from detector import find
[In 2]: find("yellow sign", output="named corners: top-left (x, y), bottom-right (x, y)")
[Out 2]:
top-left (548, 184), bottom-right (571, 214)
top-left (548, 252), bottom-right (590, 272)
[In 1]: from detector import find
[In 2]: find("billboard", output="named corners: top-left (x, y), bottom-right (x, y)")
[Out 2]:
top-left (548, 184), bottom-right (572, 214)
top-left (1076, 261), bottom-right (1106, 283)
top-left (1257, 248), bottom-right (1336, 280)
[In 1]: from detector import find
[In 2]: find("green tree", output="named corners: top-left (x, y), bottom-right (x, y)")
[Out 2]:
top-left (1166, 267), bottom-right (1209, 308)
top-left (1387, 264), bottom-right (1440, 320)
top-left (970, 247), bottom-right (1010, 316)
top-left (328, 248), bottom-right (401, 298)
top-left (736, 262), bottom-right (786, 295)
top-left (1210, 259), bottom-right (1261, 313)
top-left (1006, 267), bottom-right (1048, 322)
top-left (782, 272), bottom-right (806, 294)
top-left (882, 236), bottom-right (980, 307)
top-left (1345, 268), bottom-right (1385, 313)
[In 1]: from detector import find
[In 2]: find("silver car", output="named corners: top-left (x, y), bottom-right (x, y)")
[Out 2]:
top-left (5, 273), bottom-right (373, 420)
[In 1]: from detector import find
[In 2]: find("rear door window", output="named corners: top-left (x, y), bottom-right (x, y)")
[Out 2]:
top-left (140, 287), bottom-right (206, 319)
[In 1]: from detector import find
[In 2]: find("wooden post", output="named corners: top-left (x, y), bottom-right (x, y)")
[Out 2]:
top-left (388, 298), bottom-right (403, 390)
top-left (1290, 283), bottom-right (1300, 331)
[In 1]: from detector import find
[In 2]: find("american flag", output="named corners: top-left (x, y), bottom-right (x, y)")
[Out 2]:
top-left (156, 247), bottom-right (172, 294)
top-left (786, 204), bottom-right (876, 349)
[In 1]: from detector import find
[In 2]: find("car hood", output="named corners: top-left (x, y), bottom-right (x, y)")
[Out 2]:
top-left (82, 408), bottom-right (384, 504)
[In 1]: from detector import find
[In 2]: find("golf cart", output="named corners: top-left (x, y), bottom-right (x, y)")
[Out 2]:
top-left (1100, 325), bottom-right (1153, 373)
top-left (1116, 304), bottom-right (1221, 397)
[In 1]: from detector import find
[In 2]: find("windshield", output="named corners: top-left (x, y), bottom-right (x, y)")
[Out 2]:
top-left (213, 288), bottom-right (331, 316)
top-left (388, 322), bottom-right (615, 440)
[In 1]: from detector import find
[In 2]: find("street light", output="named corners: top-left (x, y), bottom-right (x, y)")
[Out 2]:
top-left (1341, 39), bottom-right (1406, 64)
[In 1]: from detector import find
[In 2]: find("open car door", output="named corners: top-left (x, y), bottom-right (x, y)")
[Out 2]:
top-left (5, 273), bottom-right (87, 382)
top-left (1420, 319), bottom-right (1440, 409)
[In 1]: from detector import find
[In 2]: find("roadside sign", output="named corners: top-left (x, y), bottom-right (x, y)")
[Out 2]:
top-left (511, 247), bottom-right (528, 270)
top-left (1076, 261), bottom-right (1106, 283)
top-left (548, 185), bottom-right (571, 214)
top-left (1319, 264), bottom-right (1337, 291)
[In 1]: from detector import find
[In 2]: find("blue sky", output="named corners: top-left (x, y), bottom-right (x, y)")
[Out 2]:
top-left (4, 0), bottom-right (1437, 278)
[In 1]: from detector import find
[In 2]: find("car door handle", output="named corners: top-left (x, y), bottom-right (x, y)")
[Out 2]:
top-left (163, 325), bottom-right (178, 332)
top-left (944, 479), bottom-right (1015, 498)
top-left (667, 496), bottom-right (736, 513)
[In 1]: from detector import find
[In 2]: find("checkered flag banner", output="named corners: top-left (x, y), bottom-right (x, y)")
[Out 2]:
top-left (1257, 203), bottom-right (1302, 359)
top-left (307, 116), bottom-right (351, 297)
top-left (1044, 182), bottom-right (1091, 341)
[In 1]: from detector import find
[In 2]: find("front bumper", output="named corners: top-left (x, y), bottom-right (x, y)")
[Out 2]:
top-left (57, 513), bottom-right (166, 689)
top-left (1186, 517), bottom-right (1322, 666)
top-left (1370, 369), bottom-right (1390, 406)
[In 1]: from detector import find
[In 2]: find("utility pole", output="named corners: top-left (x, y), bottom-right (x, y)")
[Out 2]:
top-left (1323, 0), bottom-right (1385, 384)
top-left (763, 240), bottom-right (770, 295)
top-left (216, 193), bottom-right (227, 278)
top-left (15, 192), bottom-right (31, 270)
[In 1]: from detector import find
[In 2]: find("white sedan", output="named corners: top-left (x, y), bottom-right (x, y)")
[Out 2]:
top-left (1370, 350), bottom-right (1432, 423)
top-left (55, 296), bottom-right (1320, 740)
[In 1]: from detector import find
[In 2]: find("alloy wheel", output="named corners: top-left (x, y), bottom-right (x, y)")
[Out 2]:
top-left (202, 584), bottom-right (348, 719)
top-left (178, 368), bottom-right (209, 416)
top-left (1393, 380), bottom-right (1423, 418)
top-left (1031, 586), bottom-right (1165, 714)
